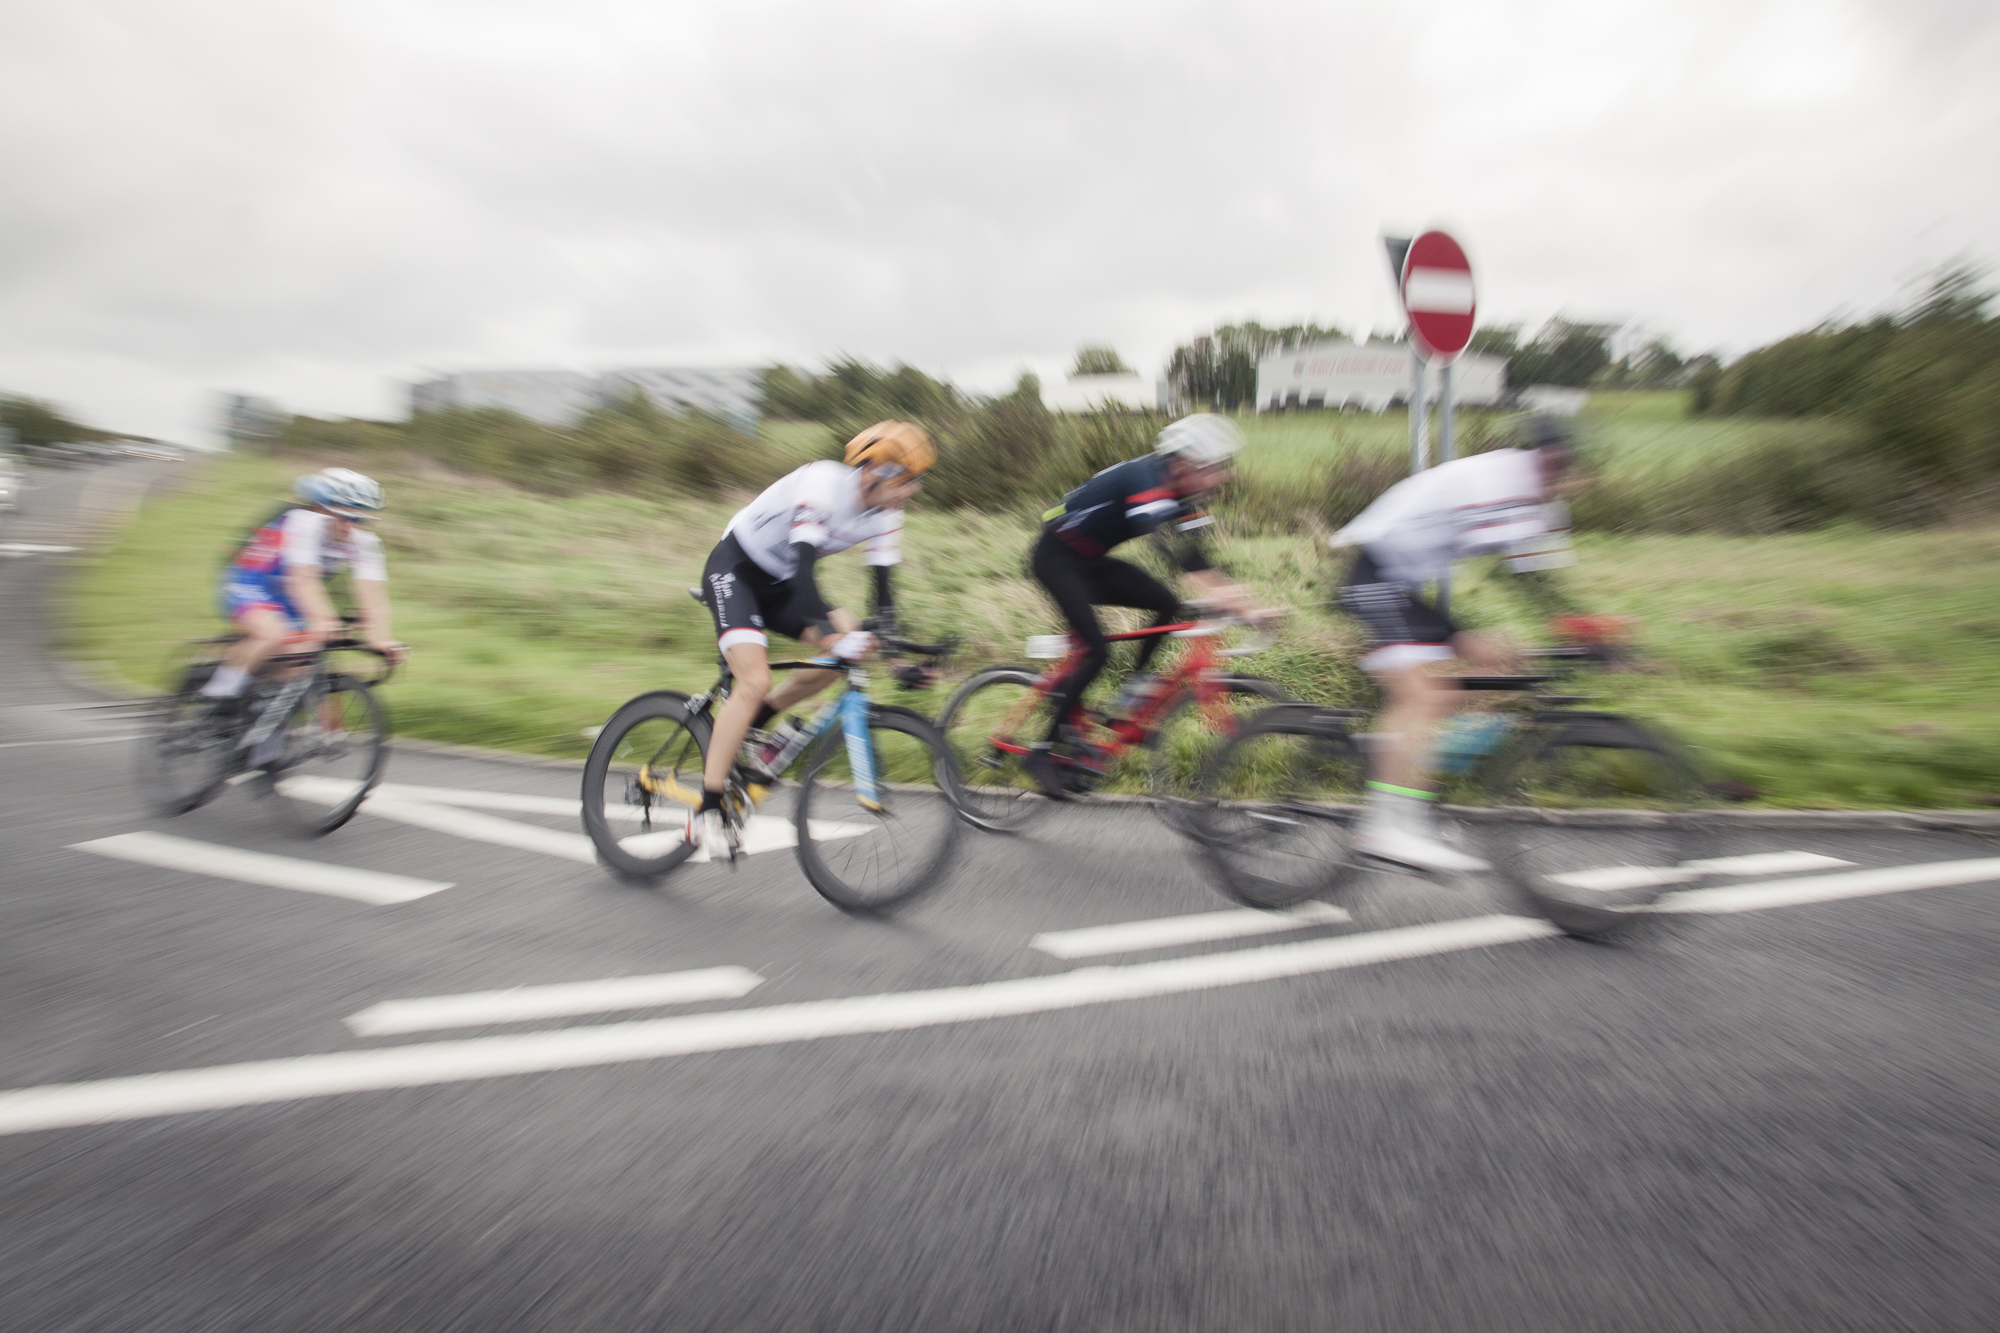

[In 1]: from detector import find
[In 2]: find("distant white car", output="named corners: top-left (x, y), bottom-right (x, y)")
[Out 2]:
top-left (0, 454), bottom-right (22, 512)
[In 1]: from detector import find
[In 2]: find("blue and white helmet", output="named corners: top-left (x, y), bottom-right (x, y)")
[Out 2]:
top-left (294, 467), bottom-right (384, 517)
top-left (1155, 414), bottom-right (1244, 467)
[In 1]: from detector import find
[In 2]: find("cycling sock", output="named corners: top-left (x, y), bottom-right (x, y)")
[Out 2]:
top-left (751, 702), bottom-right (777, 730)
top-left (199, 665), bottom-right (249, 699)
top-left (1367, 780), bottom-right (1436, 801)
top-left (700, 788), bottom-right (725, 812)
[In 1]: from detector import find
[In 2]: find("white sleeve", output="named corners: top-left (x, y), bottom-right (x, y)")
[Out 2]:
top-left (280, 509), bottom-right (330, 569)
top-left (351, 529), bottom-right (387, 582)
top-left (786, 464), bottom-right (846, 550)
top-left (864, 510), bottom-right (903, 567)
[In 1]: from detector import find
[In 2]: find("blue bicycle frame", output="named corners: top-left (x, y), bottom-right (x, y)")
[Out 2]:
top-left (786, 658), bottom-right (882, 811)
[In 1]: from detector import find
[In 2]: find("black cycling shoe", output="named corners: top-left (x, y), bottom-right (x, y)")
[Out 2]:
top-left (1021, 747), bottom-right (1070, 801)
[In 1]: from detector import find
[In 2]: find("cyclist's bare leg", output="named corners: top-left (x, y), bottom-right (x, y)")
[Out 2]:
top-left (203, 607), bottom-right (291, 699)
top-left (1372, 663), bottom-right (1462, 791)
top-left (1370, 631), bottom-right (1513, 789)
top-left (702, 610), bottom-right (857, 794)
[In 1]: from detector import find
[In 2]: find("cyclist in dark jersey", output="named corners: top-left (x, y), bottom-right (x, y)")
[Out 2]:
top-left (1025, 415), bottom-right (1260, 798)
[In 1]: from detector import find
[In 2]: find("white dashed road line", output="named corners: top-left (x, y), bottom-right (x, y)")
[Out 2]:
top-left (277, 776), bottom-right (868, 865)
top-left (0, 914), bottom-right (1560, 1136)
top-left (1032, 902), bottom-right (1352, 959)
top-left (344, 967), bottom-right (765, 1036)
top-left (1551, 850), bottom-right (1855, 893)
top-left (349, 793), bottom-right (601, 864)
top-left (69, 832), bottom-right (453, 906)
top-left (1658, 857), bottom-right (2000, 914)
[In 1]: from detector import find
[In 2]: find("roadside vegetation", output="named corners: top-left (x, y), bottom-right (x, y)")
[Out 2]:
top-left (69, 417), bottom-right (2000, 809)
top-left (62, 266), bottom-right (2000, 807)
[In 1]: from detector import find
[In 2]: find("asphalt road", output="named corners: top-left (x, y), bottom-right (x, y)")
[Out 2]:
top-left (3, 457), bottom-right (1997, 1331)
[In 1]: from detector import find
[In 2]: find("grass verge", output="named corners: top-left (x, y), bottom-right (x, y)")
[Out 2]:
top-left (66, 444), bottom-right (2000, 809)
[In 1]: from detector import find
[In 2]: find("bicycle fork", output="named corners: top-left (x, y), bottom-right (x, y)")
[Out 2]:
top-left (839, 684), bottom-right (883, 812)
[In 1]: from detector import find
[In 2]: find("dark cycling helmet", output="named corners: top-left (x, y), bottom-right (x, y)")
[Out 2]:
top-left (295, 467), bottom-right (385, 518)
top-left (1521, 415), bottom-right (1577, 469)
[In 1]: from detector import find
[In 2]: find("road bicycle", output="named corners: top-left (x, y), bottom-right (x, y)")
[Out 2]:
top-left (146, 627), bottom-right (394, 835)
top-left (580, 627), bottom-right (962, 915)
top-left (936, 615), bottom-right (1291, 834)
top-left (1188, 636), bottom-right (1718, 940)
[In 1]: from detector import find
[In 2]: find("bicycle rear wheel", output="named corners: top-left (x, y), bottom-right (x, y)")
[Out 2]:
top-left (936, 666), bottom-right (1056, 833)
top-left (1145, 678), bottom-right (1293, 835)
top-left (142, 663), bottom-right (235, 816)
top-left (794, 704), bottom-right (960, 914)
top-left (1478, 715), bottom-right (1716, 941)
top-left (1191, 709), bottom-right (1368, 909)
top-left (270, 673), bottom-right (387, 835)
top-left (581, 692), bottom-right (710, 884)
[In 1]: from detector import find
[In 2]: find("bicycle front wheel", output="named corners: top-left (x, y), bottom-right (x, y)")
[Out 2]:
top-left (581, 692), bottom-right (710, 884)
top-left (1145, 678), bottom-right (1294, 835)
top-left (1478, 716), bottom-right (1717, 941)
top-left (936, 666), bottom-right (1056, 833)
top-left (1191, 709), bottom-right (1368, 909)
top-left (270, 673), bottom-right (388, 835)
top-left (794, 704), bottom-right (961, 914)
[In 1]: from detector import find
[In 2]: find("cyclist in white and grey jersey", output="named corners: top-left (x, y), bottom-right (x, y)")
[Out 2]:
top-left (1331, 418), bottom-right (1579, 873)
top-left (690, 421), bottom-right (934, 855)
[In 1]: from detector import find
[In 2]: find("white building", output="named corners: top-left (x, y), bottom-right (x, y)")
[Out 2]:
top-left (1041, 373), bottom-right (1168, 414)
top-left (410, 371), bottom-right (599, 428)
top-left (1255, 341), bottom-right (1506, 413)
top-left (600, 367), bottom-right (761, 431)
top-left (410, 367), bottom-right (763, 430)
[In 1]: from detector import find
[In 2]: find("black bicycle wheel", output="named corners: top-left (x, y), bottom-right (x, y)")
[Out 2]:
top-left (1478, 715), bottom-right (1717, 941)
top-left (794, 704), bottom-right (961, 914)
top-left (936, 666), bottom-right (1058, 833)
top-left (142, 663), bottom-right (236, 816)
top-left (581, 692), bottom-right (711, 884)
top-left (1145, 678), bottom-right (1294, 835)
top-left (1190, 708), bottom-right (1369, 909)
top-left (269, 673), bottom-right (388, 835)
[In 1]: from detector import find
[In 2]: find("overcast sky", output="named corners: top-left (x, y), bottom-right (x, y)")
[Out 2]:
top-left (4, 0), bottom-right (1997, 441)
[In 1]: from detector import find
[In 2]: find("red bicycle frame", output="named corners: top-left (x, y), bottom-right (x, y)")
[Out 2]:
top-left (988, 621), bottom-right (1244, 761)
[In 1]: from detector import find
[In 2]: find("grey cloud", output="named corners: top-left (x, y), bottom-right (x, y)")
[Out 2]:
top-left (1, 0), bottom-right (1995, 438)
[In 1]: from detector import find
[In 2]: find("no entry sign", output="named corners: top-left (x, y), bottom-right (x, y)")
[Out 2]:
top-left (1400, 230), bottom-right (1475, 361)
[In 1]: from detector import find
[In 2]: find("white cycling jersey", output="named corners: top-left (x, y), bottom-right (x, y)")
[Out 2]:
top-left (724, 460), bottom-right (903, 580)
top-left (232, 507), bottom-right (386, 583)
top-left (1333, 448), bottom-right (1562, 586)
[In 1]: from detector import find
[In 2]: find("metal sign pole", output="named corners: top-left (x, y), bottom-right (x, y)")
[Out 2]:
top-left (1409, 348), bottom-right (1428, 476)
top-left (1436, 360), bottom-right (1455, 617)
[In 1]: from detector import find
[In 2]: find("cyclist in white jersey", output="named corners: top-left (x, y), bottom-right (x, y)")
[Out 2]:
top-left (203, 468), bottom-right (408, 712)
top-left (1331, 418), bottom-right (1579, 873)
top-left (691, 421), bottom-right (934, 854)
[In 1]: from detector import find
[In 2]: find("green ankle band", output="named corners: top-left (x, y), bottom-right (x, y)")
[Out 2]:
top-left (1367, 781), bottom-right (1436, 800)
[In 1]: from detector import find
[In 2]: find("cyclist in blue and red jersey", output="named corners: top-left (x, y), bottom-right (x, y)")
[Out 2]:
top-left (1025, 415), bottom-right (1262, 798)
top-left (203, 468), bottom-right (408, 713)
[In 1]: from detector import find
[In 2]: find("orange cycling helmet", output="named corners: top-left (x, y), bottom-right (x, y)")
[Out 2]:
top-left (843, 420), bottom-right (936, 476)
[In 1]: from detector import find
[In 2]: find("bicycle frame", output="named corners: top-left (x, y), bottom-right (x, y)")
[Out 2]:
top-left (987, 621), bottom-right (1236, 763)
top-left (653, 654), bottom-right (891, 814)
top-left (778, 658), bottom-right (885, 810)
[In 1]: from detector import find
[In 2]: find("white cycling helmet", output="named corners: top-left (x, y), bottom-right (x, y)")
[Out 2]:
top-left (294, 467), bottom-right (384, 517)
top-left (1155, 414), bottom-right (1244, 467)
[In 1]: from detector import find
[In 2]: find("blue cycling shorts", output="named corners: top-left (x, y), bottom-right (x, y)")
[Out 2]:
top-left (219, 573), bottom-right (303, 629)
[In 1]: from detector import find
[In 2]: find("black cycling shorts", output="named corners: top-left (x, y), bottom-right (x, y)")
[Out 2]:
top-left (1338, 548), bottom-right (1461, 672)
top-left (701, 533), bottom-right (828, 652)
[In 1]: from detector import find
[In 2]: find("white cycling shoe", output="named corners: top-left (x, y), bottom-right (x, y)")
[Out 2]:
top-left (687, 807), bottom-right (740, 863)
top-left (1353, 823), bottom-right (1491, 874)
top-left (1353, 793), bottom-right (1491, 874)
